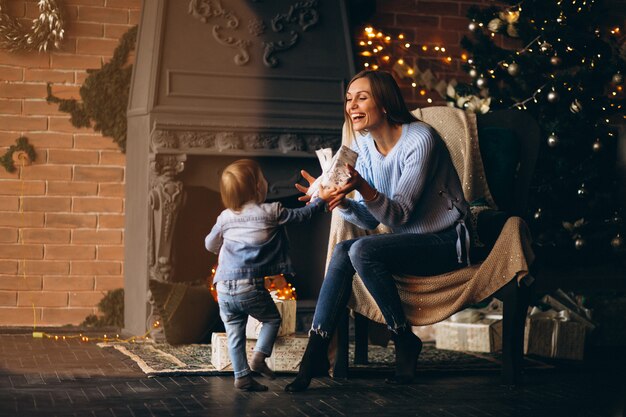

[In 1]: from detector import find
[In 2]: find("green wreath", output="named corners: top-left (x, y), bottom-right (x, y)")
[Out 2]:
top-left (47, 25), bottom-right (137, 152)
top-left (1, 137), bottom-right (36, 173)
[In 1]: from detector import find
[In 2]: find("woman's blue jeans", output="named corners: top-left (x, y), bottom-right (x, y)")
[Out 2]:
top-left (216, 278), bottom-right (281, 378)
top-left (311, 226), bottom-right (462, 337)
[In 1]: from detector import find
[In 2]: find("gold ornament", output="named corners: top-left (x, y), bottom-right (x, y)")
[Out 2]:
top-left (611, 234), bottom-right (623, 249)
top-left (0, 0), bottom-right (64, 53)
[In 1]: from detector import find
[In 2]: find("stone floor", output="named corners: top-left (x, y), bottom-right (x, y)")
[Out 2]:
top-left (0, 329), bottom-right (624, 417)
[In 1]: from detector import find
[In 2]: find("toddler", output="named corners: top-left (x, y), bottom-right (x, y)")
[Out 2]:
top-left (205, 159), bottom-right (329, 391)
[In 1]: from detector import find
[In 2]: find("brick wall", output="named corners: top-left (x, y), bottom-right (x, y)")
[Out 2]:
top-left (0, 0), bottom-right (140, 326)
top-left (0, 0), bottom-right (624, 327)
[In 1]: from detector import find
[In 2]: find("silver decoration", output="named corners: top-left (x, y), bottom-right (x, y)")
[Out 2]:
top-left (570, 99), bottom-right (582, 113)
top-left (547, 133), bottom-right (559, 148)
top-left (550, 55), bottom-right (562, 66)
top-left (612, 73), bottom-right (623, 84)
top-left (507, 62), bottom-right (520, 76)
top-left (547, 90), bottom-right (559, 103)
top-left (189, 0), bottom-right (320, 68)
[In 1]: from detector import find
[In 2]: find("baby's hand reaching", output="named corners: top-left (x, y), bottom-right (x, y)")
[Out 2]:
top-left (317, 185), bottom-right (338, 202)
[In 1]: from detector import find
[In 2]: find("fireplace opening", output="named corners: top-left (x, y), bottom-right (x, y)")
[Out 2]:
top-left (172, 155), bottom-right (330, 302)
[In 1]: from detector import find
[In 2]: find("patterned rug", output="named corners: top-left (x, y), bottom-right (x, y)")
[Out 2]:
top-left (99, 340), bottom-right (551, 377)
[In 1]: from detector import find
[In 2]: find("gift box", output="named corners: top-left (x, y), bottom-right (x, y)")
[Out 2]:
top-left (211, 332), bottom-right (256, 371)
top-left (211, 332), bottom-right (308, 373)
top-left (524, 313), bottom-right (587, 360)
top-left (245, 299), bottom-right (296, 339)
top-left (435, 309), bottom-right (502, 353)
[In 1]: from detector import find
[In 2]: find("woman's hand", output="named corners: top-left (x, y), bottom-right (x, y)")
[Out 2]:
top-left (294, 170), bottom-right (317, 203)
top-left (337, 164), bottom-right (378, 202)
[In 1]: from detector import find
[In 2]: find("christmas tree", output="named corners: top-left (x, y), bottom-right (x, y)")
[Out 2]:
top-left (457, 0), bottom-right (626, 265)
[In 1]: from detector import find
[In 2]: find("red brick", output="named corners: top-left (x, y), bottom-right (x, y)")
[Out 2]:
top-left (106, 0), bottom-right (141, 8)
top-left (22, 197), bottom-right (71, 212)
top-left (48, 116), bottom-right (95, 133)
top-left (396, 13), bottom-right (439, 28)
top-left (0, 99), bottom-right (21, 114)
top-left (440, 16), bottom-right (471, 31)
top-left (21, 165), bottom-right (72, 180)
top-left (40, 307), bottom-right (93, 325)
top-left (24, 69), bottom-right (75, 83)
top-left (0, 244), bottom-right (43, 259)
top-left (0, 275), bottom-right (43, 291)
top-left (129, 9), bottom-right (140, 25)
top-left (48, 149), bottom-right (100, 164)
top-left (0, 197), bottom-right (19, 211)
top-left (0, 307), bottom-right (41, 326)
top-left (97, 246), bottom-right (124, 261)
top-left (74, 134), bottom-right (119, 150)
top-left (77, 38), bottom-right (120, 56)
top-left (98, 214), bottom-right (124, 228)
top-left (26, 132), bottom-right (74, 148)
top-left (0, 51), bottom-right (50, 68)
top-left (20, 260), bottom-right (69, 275)
top-left (98, 183), bottom-right (125, 197)
top-left (46, 245), bottom-right (96, 260)
top-left (94, 275), bottom-right (123, 290)
top-left (22, 229), bottom-right (71, 244)
top-left (22, 100), bottom-right (65, 116)
top-left (47, 181), bottom-right (98, 196)
top-left (0, 212), bottom-right (44, 227)
top-left (54, 38), bottom-right (78, 55)
top-left (50, 54), bottom-right (102, 70)
top-left (79, 6), bottom-right (129, 24)
top-left (74, 166), bottom-right (124, 182)
top-left (66, 0), bottom-right (105, 5)
top-left (66, 21), bottom-right (105, 37)
top-left (99, 151), bottom-right (125, 166)
top-left (69, 291), bottom-right (105, 307)
top-left (72, 230), bottom-right (122, 244)
top-left (0, 115), bottom-right (47, 131)
top-left (104, 24), bottom-right (135, 39)
top-left (48, 84), bottom-right (82, 100)
top-left (43, 276), bottom-right (94, 291)
top-left (45, 213), bottom-right (97, 228)
top-left (0, 82), bottom-right (47, 99)
top-left (73, 197), bottom-right (123, 213)
top-left (0, 169), bottom-right (18, 180)
top-left (0, 260), bottom-right (18, 274)
top-left (0, 227), bottom-right (18, 243)
top-left (71, 261), bottom-right (121, 275)
top-left (415, 1), bottom-right (461, 16)
top-left (0, 180), bottom-right (46, 195)
top-left (18, 291), bottom-right (68, 307)
top-left (75, 71), bottom-right (90, 84)
top-left (0, 291), bottom-right (17, 306)
top-left (0, 66), bottom-right (23, 81)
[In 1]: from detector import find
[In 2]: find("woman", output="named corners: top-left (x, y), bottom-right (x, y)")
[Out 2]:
top-left (285, 70), bottom-right (469, 392)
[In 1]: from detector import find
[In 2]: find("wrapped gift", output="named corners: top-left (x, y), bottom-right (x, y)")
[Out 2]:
top-left (435, 309), bottom-right (502, 353)
top-left (524, 309), bottom-right (587, 360)
top-left (211, 332), bottom-right (256, 371)
top-left (211, 332), bottom-right (308, 373)
top-left (246, 299), bottom-right (296, 339)
top-left (268, 334), bottom-right (309, 373)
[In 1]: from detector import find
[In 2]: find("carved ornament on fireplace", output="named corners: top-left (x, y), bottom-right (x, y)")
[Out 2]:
top-left (148, 154), bottom-right (186, 282)
top-left (150, 128), bottom-right (339, 154)
top-left (188, 0), bottom-right (320, 68)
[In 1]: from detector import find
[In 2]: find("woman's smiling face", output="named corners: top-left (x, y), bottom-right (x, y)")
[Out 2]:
top-left (345, 77), bottom-right (386, 133)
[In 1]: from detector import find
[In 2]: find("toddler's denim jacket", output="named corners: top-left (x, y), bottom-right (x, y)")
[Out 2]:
top-left (205, 198), bottom-right (324, 282)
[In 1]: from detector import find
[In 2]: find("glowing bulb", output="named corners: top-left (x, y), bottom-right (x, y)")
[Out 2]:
top-left (365, 27), bottom-right (373, 33)
top-left (419, 89), bottom-right (426, 96)
top-left (407, 68), bottom-right (414, 75)
top-left (397, 59), bottom-right (404, 65)
top-left (405, 43), bottom-right (411, 48)
top-left (411, 82), bottom-right (417, 87)
top-left (427, 98), bottom-right (433, 103)
top-left (398, 34), bottom-right (404, 39)
top-left (422, 45), bottom-right (428, 51)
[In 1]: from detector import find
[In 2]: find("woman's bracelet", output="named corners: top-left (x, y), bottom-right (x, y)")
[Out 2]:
top-left (363, 189), bottom-right (379, 202)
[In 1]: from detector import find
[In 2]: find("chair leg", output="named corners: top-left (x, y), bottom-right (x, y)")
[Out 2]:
top-left (333, 308), bottom-right (350, 379)
top-left (354, 312), bottom-right (369, 365)
top-left (495, 277), bottom-right (531, 386)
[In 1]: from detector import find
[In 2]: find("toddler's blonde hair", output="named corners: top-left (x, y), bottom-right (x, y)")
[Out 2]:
top-left (220, 159), bottom-right (265, 211)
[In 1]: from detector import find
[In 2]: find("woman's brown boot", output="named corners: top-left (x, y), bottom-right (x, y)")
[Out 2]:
top-left (284, 333), bottom-right (330, 392)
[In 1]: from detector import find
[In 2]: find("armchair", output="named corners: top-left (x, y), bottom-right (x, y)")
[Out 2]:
top-left (330, 106), bottom-right (541, 385)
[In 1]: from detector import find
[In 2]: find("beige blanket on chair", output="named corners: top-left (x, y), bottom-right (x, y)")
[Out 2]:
top-left (326, 107), bottom-right (535, 326)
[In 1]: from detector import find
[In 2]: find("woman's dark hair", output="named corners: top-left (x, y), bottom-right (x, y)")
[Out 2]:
top-left (345, 70), bottom-right (418, 128)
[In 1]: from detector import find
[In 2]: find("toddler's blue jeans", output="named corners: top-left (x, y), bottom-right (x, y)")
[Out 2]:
top-left (216, 278), bottom-right (281, 378)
